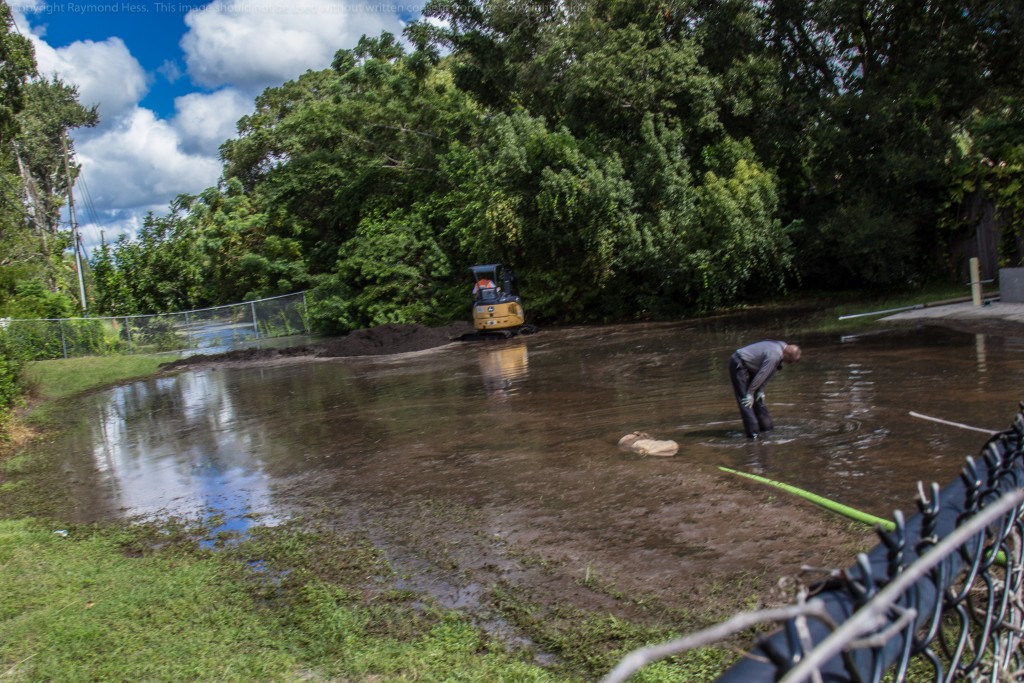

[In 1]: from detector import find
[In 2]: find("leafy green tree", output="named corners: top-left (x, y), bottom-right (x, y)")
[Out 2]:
top-left (15, 78), bottom-right (98, 234)
top-left (2, 279), bottom-right (73, 318)
top-left (414, 0), bottom-right (549, 113)
top-left (0, 1), bottom-right (34, 144)
top-left (604, 115), bottom-right (696, 316)
top-left (95, 205), bottom-right (203, 315)
top-left (12, 78), bottom-right (97, 302)
top-left (311, 208), bottom-right (455, 332)
top-left (939, 96), bottom-right (1024, 268)
top-left (418, 0), bottom-right (722, 154)
top-left (759, 0), bottom-right (1024, 285)
top-left (90, 238), bottom-right (134, 316)
top-left (0, 2), bottom-right (34, 432)
top-left (692, 151), bottom-right (792, 307)
top-left (0, 8), bottom-right (96, 317)
top-left (221, 36), bottom-right (479, 277)
top-left (548, 11), bottom-right (720, 149)
top-left (0, 203), bottom-right (47, 315)
top-left (0, 3), bottom-right (39, 316)
top-left (191, 181), bottom-right (309, 303)
top-left (436, 110), bottom-right (641, 320)
top-left (92, 184), bottom-right (312, 316)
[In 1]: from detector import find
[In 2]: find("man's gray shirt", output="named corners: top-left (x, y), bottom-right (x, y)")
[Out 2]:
top-left (734, 340), bottom-right (787, 395)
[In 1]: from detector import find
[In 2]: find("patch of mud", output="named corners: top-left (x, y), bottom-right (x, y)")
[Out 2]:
top-left (58, 313), bottom-right (1012, 671)
top-left (292, 462), bottom-right (874, 653)
top-left (159, 321), bottom-right (475, 371)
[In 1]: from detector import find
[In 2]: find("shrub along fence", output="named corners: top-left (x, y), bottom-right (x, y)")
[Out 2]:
top-left (0, 292), bottom-right (310, 360)
top-left (0, 333), bottom-right (21, 425)
top-left (605, 403), bottom-right (1024, 683)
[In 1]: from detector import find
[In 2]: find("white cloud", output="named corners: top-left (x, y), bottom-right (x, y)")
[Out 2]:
top-left (11, 0), bottom-right (424, 257)
top-left (172, 88), bottom-right (253, 156)
top-left (181, 0), bottom-right (403, 90)
top-left (77, 107), bottom-right (222, 210)
top-left (29, 35), bottom-right (149, 122)
top-left (76, 210), bottom-right (152, 255)
top-left (158, 59), bottom-right (184, 84)
top-left (71, 108), bottom-right (224, 254)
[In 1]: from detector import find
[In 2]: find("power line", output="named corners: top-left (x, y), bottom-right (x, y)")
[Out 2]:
top-left (76, 172), bottom-right (101, 225)
top-left (74, 169), bottom-right (107, 242)
top-left (62, 132), bottom-right (87, 312)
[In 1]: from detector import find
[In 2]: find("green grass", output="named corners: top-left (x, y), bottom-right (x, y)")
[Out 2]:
top-left (21, 353), bottom-right (180, 401)
top-left (0, 518), bottom-right (567, 683)
top-left (488, 582), bottom-right (743, 682)
top-left (0, 519), bottom-right (297, 681)
top-left (0, 512), bottom-right (746, 682)
top-left (4, 289), bottom-right (987, 681)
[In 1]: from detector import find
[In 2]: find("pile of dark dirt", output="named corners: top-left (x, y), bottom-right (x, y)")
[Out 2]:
top-left (316, 321), bottom-right (474, 357)
top-left (159, 321), bottom-right (475, 371)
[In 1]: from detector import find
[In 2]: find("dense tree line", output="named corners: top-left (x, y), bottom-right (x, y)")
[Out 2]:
top-left (90, 0), bottom-right (1023, 333)
top-left (0, 5), bottom-right (96, 320)
top-left (4, 0), bottom-right (1024, 343)
top-left (0, 2), bottom-right (97, 424)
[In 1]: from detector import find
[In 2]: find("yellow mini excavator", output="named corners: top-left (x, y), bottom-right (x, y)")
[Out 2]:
top-left (460, 263), bottom-right (537, 341)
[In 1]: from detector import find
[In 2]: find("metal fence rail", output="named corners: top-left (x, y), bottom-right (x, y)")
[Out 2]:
top-left (0, 292), bottom-right (310, 359)
top-left (604, 403), bottom-right (1024, 683)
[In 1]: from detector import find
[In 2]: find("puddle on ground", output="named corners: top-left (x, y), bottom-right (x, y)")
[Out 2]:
top-left (56, 316), bottom-right (1024, 530)
top-left (36, 315), bottom-right (1024, 630)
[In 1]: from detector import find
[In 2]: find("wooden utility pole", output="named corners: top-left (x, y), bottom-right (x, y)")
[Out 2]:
top-left (970, 257), bottom-right (982, 306)
top-left (62, 133), bottom-right (87, 313)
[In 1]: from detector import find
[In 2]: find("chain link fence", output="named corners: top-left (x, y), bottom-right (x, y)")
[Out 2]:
top-left (604, 403), bottom-right (1024, 683)
top-left (602, 403), bottom-right (1024, 683)
top-left (0, 292), bottom-right (310, 360)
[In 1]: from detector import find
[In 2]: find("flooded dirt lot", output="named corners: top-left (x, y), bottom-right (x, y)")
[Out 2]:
top-left (38, 313), bottom-right (1024, 640)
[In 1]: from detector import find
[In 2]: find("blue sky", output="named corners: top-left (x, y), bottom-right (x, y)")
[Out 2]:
top-left (10, 0), bottom-right (426, 253)
top-left (26, 3), bottom-right (194, 117)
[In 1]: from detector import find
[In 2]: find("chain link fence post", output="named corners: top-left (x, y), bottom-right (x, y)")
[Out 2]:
top-left (5, 292), bottom-right (310, 359)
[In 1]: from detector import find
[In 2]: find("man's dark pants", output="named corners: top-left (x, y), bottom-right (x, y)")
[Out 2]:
top-left (729, 353), bottom-right (773, 438)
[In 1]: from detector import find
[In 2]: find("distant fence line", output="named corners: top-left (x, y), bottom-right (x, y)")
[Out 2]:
top-left (604, 403), bottom-right (1024, 683)
top-left (0, 292), bottom-right (310, 360)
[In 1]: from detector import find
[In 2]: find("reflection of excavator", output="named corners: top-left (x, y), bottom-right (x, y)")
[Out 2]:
top-left (479, 341), bottom-right (529, 401)
top-left (460, 263), bottom-right (537, 341)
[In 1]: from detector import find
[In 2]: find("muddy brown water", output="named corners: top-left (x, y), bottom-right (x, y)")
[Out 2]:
top-left (43, 315), bottom-right (1024, 645)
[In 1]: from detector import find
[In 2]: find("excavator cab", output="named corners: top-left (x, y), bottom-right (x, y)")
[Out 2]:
top-left (464, 264), bottom-right (535, 339)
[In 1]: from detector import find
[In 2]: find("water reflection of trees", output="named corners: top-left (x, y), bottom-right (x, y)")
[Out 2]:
top-left (80, 358), bottom-right (489, 518)
top-left (63, 323), bottom-right (1024, 523)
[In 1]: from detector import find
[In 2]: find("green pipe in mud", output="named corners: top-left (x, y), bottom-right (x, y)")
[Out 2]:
top-left (718, 466), bottom-right (897, 531)
top-left (719, 466), bottom-right (1008, 566)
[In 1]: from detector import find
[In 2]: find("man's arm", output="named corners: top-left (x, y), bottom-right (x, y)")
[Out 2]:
top-left (747, 347), bottom-right (783, 395)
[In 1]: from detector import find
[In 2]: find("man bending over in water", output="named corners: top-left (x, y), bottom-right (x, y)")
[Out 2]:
top-left (729, 340), bottom-right (801, 439)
